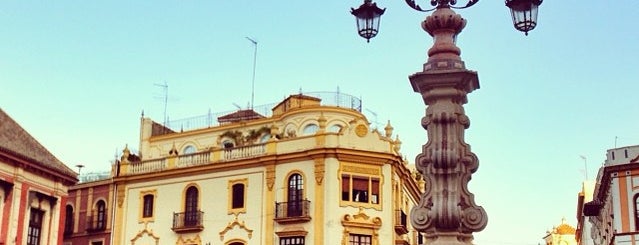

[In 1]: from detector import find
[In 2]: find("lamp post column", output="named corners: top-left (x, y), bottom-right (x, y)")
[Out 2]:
top-left (409, 6), bottom-right (487, 245)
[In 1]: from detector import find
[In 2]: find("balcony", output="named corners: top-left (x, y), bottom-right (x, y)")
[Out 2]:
top-left (172, 211), bottom-right (204, 233)
top-left (122, 145), bottom-right (267, 176)
top-left (395, 210), bottom-right (408, 235)
top-left (86, 215), bottom-right (107, 232)
top-left (274, 200), bottom-right (311, 224)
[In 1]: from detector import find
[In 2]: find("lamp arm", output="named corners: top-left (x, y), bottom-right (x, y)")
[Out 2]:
top-left (405, 0), bottom-right (478, 12)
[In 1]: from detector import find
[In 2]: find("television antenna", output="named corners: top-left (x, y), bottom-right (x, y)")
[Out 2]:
top-left (154, 82), bottom-right (169, 125)
top-left (246, 37), bottom-right (258, 109)
top-left (365, 108), bottom-right (380, 129)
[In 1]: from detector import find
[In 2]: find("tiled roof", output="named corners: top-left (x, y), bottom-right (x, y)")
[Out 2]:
top-left (217, 109), bottom-right (264, 124)
top-left (0, 108), bottom-right (77, 180)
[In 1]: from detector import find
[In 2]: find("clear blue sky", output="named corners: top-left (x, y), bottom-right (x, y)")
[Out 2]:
top-left (1, 1), bottom-right (638, 244)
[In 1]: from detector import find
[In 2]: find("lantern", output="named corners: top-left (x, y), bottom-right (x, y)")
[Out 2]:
top-left (506, 0), bottom-right (542, 35)
top-left (351, 0), bottom-right (386, 42)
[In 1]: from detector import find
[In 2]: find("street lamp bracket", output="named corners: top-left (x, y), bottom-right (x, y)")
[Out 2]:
top-left (405, 0), bottom-right (479, 12)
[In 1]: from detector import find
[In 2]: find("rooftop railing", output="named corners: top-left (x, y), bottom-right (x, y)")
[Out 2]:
top-left (163, 91), bottom-right (362, 133)
top-left (78, 171), bottom-right (112, 183)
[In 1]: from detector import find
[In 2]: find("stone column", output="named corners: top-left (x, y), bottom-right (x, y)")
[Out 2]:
top-left (409, 6), bottom-right (487, 245)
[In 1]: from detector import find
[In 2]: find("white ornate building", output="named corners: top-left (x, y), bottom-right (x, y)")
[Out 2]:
top-left (584, 145), bottom-right (639, 245)
top-left (109, 92), bottom-right (423, 245)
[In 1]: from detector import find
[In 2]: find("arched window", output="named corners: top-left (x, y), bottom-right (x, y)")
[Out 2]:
top-left (328, 124), bottom-right (343, 133)
top-left (223, 140), bottom-right (235, 149)
top-left (64, 205), bottom-right (74, 236)
top-left (96, 200), bottom-right (106, 230)
top-left (302, 124), bottom-right (319, 135)
top-left (183, 145), bottom-right (196, 154)
top-left (185, 186), bottom-right (199, 226)
top-left (260, 133), bottom-right (271, 143)
top-left (287, 174), bottom-right (304, 216)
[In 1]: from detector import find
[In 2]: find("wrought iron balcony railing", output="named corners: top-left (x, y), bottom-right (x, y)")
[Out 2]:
top-left (274, 200), bottom-right (311, 224)
top-left (86, 215), bottom-right (107, 232)
top-left (172, 211), bottom-right (204, 233)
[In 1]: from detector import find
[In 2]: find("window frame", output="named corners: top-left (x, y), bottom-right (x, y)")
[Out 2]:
top-left (143, 194), bottom-right (154, 217)
top-left (341, 211), bottom-right (381, 245)
top-left (228, 178), bottom-right (248, 215)
top-left (349, 234), bottom-right (372, 245)
top-left (287, 173), bottom-right (305, 217)
top-left (27, 208), bottom-right (45, 245)
top-left (280, 236), bottom-right (305, 245)
top-left (184, 185), bottom-right (199, 227)
top-left (341, 174), bottom-right (381, 207)
top-left (95, 200), bottom-right (107, 230)
top-left (139, 189), bottom-right (157, 223)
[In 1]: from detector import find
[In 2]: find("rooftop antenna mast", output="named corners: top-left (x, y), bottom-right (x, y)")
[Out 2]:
top-left (154, 82), bottom-right (169, 125)
top-left (365, 108), bottom-right (380, 129)
top-left (246, 37), bottom-right (258, 110)
top-left (580, 155), bottom-right (588, 180)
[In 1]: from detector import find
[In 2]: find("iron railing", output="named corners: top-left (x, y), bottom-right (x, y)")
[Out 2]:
top-left (86, 214), bottom-right (106, 232)
top-left (78, 171), bottom-right (111, 183)
top-left (275, 200), bottom-right (311, 219)
top-left (162, 91), bottom-right (362, 133)
top-left (172, 211), bottom-right (204, 231)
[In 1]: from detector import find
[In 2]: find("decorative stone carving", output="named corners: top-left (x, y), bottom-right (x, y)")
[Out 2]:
top-left (266, 164), bottom-right (276, 191)
top-left (219, 215), bottom-right (254, 241)
top-left (409, 6), bottom-right (487, 245)
top-left (314, 158), bottom-right (325, 185)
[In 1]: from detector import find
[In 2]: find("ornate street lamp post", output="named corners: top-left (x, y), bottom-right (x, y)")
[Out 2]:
top-left (408, 1), bottom-right (486, 244)
top-left (350, 0), bottom-right (542, 244)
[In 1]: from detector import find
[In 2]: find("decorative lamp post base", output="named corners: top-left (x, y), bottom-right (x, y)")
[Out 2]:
top-left (409, 6), bottom-right (487, 245)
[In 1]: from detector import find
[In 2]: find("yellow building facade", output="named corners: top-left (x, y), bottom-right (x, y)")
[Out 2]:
top-left (110, 93), bottom-right (423, 245)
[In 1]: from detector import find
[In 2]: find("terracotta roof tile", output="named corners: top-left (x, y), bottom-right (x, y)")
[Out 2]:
top-left (0, 108), bottom-right (77, 179)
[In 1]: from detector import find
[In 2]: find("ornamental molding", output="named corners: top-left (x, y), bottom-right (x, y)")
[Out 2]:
top-left (130, 225), bottom-right (160, 245)
top-left (176, 234), bottom-right (201, 245)
top-left (219, 215), bottom-right (254, 241)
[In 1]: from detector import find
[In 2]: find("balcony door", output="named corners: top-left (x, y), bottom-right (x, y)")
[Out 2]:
top-left (287, 174), bottom-right (303, 217)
